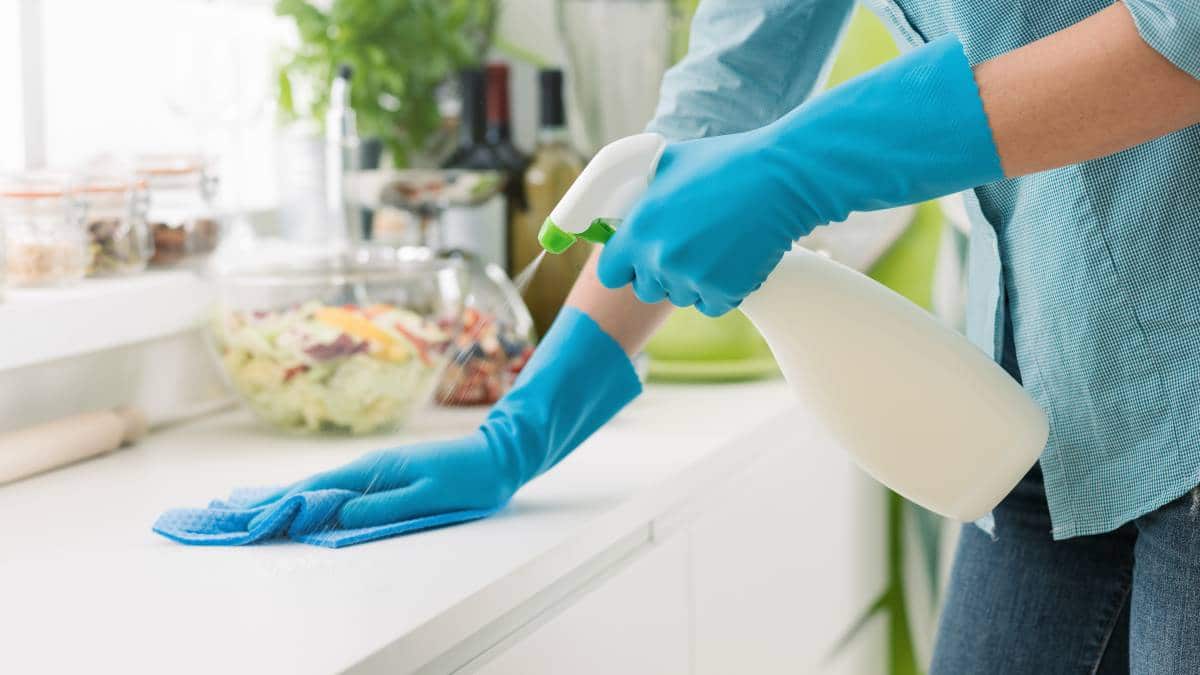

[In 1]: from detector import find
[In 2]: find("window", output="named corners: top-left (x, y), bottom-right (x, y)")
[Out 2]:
top-left (1, 0), bottom-right (24, 171)
top-left (31, 0), bottom-right (287, 210)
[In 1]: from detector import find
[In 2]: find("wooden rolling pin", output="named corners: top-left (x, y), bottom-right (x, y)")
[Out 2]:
top-left (0, 398), bottom-right (236, 486)
top-left (0, 407), bottom-right (149, 485)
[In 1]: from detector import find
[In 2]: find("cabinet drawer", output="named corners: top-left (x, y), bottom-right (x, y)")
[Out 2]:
top-left (473, 535), bottom-right (691, 675)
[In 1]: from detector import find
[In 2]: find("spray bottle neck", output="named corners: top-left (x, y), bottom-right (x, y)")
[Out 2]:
top-left (538, 218), bottom-right (617, 254)
top-left (538, 133), bottom-right (667, 254)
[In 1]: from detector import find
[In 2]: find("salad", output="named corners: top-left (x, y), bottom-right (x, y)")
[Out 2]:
top-left (213, 301), bottom-right (451, 434)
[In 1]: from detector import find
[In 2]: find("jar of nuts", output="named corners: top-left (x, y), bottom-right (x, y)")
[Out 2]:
top-left (79, 171), bottom-right (152, 276)
top-left (136, 155), bottom-right (222, 267)
top-left (1, 172), bottom-right (89, 288)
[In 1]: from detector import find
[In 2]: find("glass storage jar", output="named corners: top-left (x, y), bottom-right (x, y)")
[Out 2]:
top-left (1, 172), bottom-right (88, 288)
top-left (136, 155), bottom-right (222, 267)
top-left (79, 172), bottom-right (152, 276)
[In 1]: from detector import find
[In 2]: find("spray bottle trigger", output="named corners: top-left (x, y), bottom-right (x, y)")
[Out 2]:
top-left (579, 219), bottom-right (618, 245)
top-left (538, 218), bottom-right (619, 254)
top-left (538, 218), bottom-right (577, 254)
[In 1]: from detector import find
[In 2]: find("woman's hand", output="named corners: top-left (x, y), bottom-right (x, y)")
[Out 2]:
top-left (153, 308), bottom-right (643, 547)
top-left (597, 35), bottom-right (1007, 317)
top-left (248, 433), bottom-right (518, 530)
top-left (596, 130), bottom-right (804, 317)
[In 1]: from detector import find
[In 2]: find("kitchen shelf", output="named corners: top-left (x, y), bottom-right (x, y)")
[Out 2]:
top-left (0, 271), bottom-right (214, 372)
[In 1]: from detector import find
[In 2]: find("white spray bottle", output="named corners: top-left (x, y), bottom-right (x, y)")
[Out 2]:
top-left (538, 133), bottom-right (1048, 521)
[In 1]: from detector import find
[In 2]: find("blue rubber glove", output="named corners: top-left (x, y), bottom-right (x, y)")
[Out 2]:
top-left (241, 307), bottom-right (641, 535)
top-left (597, 34), bottom-right (1004, 316)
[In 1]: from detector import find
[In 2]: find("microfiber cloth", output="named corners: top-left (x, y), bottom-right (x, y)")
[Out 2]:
top-left (152, 487), bottom-right (498, 548)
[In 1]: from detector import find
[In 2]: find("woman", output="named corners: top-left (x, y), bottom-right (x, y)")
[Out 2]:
top-left (244, 1), bottom-right (1200, 671)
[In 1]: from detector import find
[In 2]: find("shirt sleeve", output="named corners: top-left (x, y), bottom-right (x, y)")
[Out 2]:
top-left (1124, 0), bottom-right (1200, 80)
top-left (646, 0), bottom-right (856, 141)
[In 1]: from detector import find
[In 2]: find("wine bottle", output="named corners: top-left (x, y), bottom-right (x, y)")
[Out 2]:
top-left (442, 68), bottom-right (507, 268)
top-left (485, 63), bottom-right (529, 179)
top-left (443, 68), bottom-right (498, 170)
top-left (512, 68), bottom-right (589, 337)
top-left (485, 63), bottom-right (529, 273)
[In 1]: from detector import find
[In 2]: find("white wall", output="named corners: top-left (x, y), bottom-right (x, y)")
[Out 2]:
top-left (499, 0), bottom-right (567, 66)
top-left (39, 0), bottom-right (282, 208)
top-left (1, 0), bottom-right (24, 170)
top-left (0, 329), bottom-right (231, 434)
top-left (496, 0), bottom-right (668, 155)
top-left (493, 0), bottom-right (566, 153)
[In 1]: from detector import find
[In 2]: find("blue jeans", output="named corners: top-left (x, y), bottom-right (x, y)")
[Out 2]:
top-left (930, 463), bottom-right (1200, 674)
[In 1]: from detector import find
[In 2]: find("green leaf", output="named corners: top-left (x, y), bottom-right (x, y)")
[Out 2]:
top-left (825, 590), bottom-right (890, 662)
top-left (888, 491), bottom-right (922, 675)
top-left (276, 0), bottom-right (329, 44)
top-left (907, 501), bottom-right (944, 602)
top-left (276, 68), bottom-right (295, 119)
top-left (827, 491), bottom-right (930, 674)
top-left (494, 37), bottom-right (551, 68)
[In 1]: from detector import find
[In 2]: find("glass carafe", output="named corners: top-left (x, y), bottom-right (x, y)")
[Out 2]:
top-left (556, 0), bottom-right (688, 154)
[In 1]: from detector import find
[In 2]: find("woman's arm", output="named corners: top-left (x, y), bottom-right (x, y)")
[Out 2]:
top-left (649, 0), bottom-right (855, 139)
top-left (565, 1), bottom-right (1200, 348)
top-left (979, 2), bottom-right (1200, 177)
top-left (559, 0), bottom-right (858, 353)
top-left (562, 250), bottom-right (673, 355)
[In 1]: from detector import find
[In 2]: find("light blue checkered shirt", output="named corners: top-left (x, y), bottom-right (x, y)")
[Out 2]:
top-left (648, 0), bottom-right (1200, 539)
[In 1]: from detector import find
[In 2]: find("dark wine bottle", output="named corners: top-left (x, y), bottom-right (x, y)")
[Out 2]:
top-left (442, 67), bottom-right (508, 269)
top-left (485, 63), bottom-right (530, 182)
top-left (443, 68), bottom-right (500, 171)
top-left (485, 63), bottom-right (529, 273)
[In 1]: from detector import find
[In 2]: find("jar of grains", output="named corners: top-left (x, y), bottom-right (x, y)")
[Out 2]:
top-left (1, 172), bottom-right (89, 288)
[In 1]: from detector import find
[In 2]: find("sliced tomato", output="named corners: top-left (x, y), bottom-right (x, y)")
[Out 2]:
top-left (282, 364), bottom-right (311, 382)
top-left (462, 307), bottom-right (481, 330)
top-left (393, 323), bottom-right (433, 366)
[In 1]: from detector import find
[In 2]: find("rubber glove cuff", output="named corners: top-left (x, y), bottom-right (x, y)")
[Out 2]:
top-left (761, 33), bottom-right (1004, 228)
top-left (596, 35), bottom-right (1002, 317)
top-left (481, 306), bottom-right (642, 495)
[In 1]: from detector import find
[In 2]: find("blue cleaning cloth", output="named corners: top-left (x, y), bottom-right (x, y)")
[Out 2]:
top-left (152, 487), bottom-right (498, 548)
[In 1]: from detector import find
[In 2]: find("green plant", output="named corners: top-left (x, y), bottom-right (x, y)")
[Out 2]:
top-left (831, 492), bottom-right (944, 675)
top-left (275, 0), bottom-right (498, 166)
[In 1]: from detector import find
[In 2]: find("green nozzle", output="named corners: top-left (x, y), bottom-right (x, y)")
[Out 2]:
top-left (580, 219), bottom-right (617, 245)
top-left (538, 218), bottom-right (618, 254)
top-left (538, 218), bottom-right (577, 254)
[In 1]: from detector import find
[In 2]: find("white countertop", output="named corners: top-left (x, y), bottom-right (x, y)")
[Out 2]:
top-left (0, 381), bottom-right (804, 674)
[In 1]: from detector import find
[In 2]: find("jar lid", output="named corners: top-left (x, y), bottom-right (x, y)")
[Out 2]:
top-left (135, 154), bottom-right (208, 177)
top-left (78, 176), bottom-right (148, 194)
top-left (0, 171), bottom-right (75, 200)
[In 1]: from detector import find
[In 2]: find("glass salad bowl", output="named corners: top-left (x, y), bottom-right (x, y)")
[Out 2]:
top-left (434, 250), bottom-right (536, 407)
top-left (210, 243), bottom-right (466, 435)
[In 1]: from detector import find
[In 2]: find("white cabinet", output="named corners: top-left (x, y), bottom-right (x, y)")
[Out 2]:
top-left (471, 428), bottom-right (886, 675)
top-left (472, 535), bottom-right (691, 675)
top-left (688, 440), bottom-right (886, 675)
